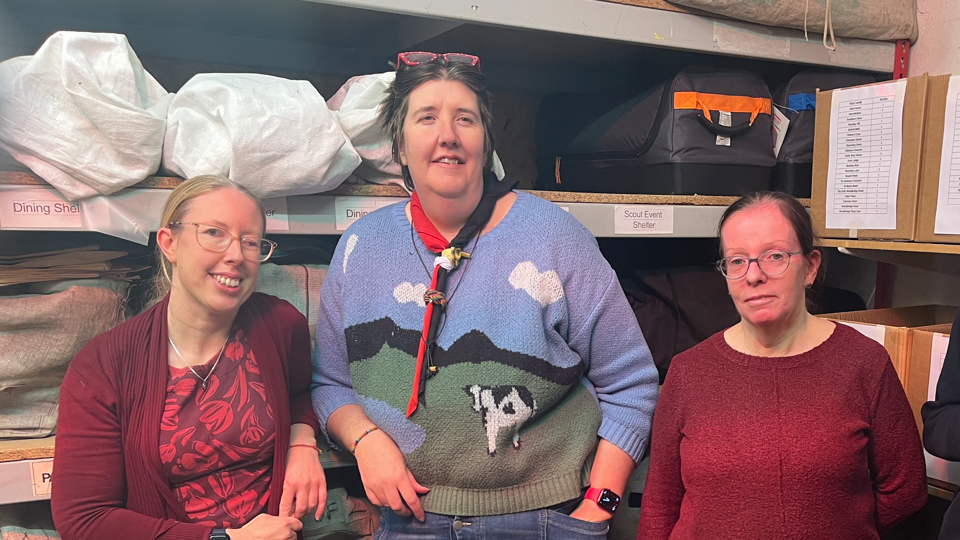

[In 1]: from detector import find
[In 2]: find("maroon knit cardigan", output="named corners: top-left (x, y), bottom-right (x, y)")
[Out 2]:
top-left (51, 293), bottom-right (320, 540)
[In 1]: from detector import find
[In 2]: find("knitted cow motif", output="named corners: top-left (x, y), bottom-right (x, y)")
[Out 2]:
top-left (464, 384), bottom-right (537, 456)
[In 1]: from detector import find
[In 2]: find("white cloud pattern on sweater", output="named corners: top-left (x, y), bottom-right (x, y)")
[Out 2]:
top-left (393, 281), bottom-right (427, 307)
top-left (509, 261), bottom-right (564, 307)
top-left (342, 234), bottom-right (359, 273)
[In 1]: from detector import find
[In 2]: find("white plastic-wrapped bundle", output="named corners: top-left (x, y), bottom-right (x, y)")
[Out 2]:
top-left (162, 73), bottom-right (361, 198)
top-left (0, 32), bottom-right (172, 200)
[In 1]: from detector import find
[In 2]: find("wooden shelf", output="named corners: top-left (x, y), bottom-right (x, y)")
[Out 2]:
top-left (819, 239), bottom-right (960, 276)
top-left (0, 171), bottom-right (411, 198)
top-left (929, 478), bottom-right (958, 501)
top-left (0, 435), bottom-right (355, 505)
top-left (0, 436), bottom-right (54, 464)
top-left (0, 171), bottom-right (773, 238)
top-left (819, 239), bottom-right (960, 255)
top-left (0, 172), bottom-right (815, 207)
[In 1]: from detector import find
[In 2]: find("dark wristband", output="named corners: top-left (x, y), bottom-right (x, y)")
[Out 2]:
top-left (209, 529), bottom-right (230, 540)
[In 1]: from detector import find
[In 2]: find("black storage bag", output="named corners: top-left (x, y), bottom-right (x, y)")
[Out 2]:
top-left (772, 70), bottom-right (876, 197)
top-left (620, 265), bottom-right (866, 383)
top-left (537, 68), bottom-right (776, 195)
top-left (621, 265), bottom-right (740, 382)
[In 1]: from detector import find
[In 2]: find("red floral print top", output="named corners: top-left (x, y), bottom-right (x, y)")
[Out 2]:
top-left (160, 325), bottom-right (277, 529)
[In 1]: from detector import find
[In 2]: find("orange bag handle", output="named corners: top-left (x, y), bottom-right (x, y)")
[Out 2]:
top-left (674, 92), bottom-right (772, 125)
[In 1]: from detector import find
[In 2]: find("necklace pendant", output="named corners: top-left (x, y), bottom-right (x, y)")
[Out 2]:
top-left (202, 380), bottom-right (208, 390)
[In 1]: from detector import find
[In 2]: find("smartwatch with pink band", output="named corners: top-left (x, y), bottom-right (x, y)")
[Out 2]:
top-left (584, 487), bottom-right (621, 513)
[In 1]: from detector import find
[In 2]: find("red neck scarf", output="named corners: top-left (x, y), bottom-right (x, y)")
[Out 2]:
top-left (406, 172), bottom-right (516, 417)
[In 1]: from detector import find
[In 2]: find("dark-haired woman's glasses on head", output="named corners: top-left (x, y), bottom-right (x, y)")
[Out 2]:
top-left (717, 250), bottom-right (802, 280)
top-left (168, 222), bottom-right (277, 262)
top-left (397, 51), bottom-right (481, 70)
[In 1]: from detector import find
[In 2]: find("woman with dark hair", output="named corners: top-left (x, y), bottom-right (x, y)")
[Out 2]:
top-left (312, 52), bottom-right (659, 538)
top-left (636, 191), bottom-right (927, 539)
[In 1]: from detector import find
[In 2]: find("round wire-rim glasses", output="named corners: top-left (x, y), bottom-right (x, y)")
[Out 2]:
top-left (168, 222), bottom-right (277, 262)
top-left (717, 250), bottom-right (803, 280)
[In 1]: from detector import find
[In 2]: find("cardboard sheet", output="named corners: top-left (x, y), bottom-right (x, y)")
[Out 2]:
top-left (838, 321), bottom-right (886, 346)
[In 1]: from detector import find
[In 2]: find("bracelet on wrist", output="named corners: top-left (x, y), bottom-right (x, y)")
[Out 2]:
top-left (289, 443), bottom-right (322, 455)
top-left (209, 528), bottom-right (230, 540)
top-left (351, 426), bottom-right (380, 454)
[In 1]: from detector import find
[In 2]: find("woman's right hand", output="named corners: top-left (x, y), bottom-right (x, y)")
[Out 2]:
top-left (226, 514), bottom-right (303, 540)
top-left (354, 429), bottom-right (430, 521)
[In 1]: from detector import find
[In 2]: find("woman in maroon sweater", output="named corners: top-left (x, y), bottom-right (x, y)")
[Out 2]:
top-left (637, 191), bottom-right (926, 540)
top-left (51, 176), bottom-right (326, 540)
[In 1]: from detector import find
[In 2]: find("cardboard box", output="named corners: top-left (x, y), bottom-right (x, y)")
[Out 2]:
top-left (812, 75), bottom-right (930, 240)
top-left (820, 305), bottom-right (957, 387)
top-left (916, 74), bottom-right (960, 243)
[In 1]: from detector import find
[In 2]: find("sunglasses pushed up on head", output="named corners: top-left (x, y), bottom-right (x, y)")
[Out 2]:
top-left (397, 51), bottom-right (481, 71)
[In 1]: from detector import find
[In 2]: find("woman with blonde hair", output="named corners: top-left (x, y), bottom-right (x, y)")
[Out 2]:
top-left (52, 175), bottom-right (325, 540)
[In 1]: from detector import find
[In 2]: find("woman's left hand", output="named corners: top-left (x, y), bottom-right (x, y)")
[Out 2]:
top-left (280, 424), bottom-right (327, 520)
top-left (569, 500), bottom-right (614, 523)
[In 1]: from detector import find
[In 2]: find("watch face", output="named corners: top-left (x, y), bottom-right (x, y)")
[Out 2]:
top-left (597, 489), bottom-right (620, 513)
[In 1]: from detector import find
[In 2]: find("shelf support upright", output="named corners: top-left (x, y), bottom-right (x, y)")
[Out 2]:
top-left (893, 39), bottom-right (910, 79)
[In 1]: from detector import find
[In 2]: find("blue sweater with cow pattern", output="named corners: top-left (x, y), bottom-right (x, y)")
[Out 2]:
top-left (311, 192), bottom-right (659, 516)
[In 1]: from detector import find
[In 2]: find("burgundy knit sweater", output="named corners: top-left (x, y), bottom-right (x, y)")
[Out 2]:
top-left (51, 293), bottom-right (319, 540)
top-left (637, 323), bottom-right (926, 540)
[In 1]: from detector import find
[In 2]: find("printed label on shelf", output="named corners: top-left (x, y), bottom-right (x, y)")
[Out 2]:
top-left (928, 333), bottom-right (951, 401)
top-left (837, 321), bottom-right (886, 346)
top-left (0, 188), bottom-right (82, 229)
top-left (31, 459), bottom-right (54, 497)
top-left (334, 197), bottom-right (407, 231)
top-left (935, 75), bottom-right (960, 234)
top-left (263, 197), bottom-right (289, 232)
top-left (613, 205), bottom-right (674, 235)
top-left (716, 110), bottom-right (732, 147)
top-left (825, 79), bottom-right (907, 230)
top-left (772, 106), bottom-right (790, 158)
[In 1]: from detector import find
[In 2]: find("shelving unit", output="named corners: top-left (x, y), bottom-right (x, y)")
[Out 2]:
top-left (313, 0), bottom-right (895, 72)
top-left (0, 0), bottom-right (934, 534)
top-left (820, 239), bottom-right (960, 256)
top-left (820, 239), bottom-right (960, 277)
top-left (0, 436), bottom-right (356, 506)
top-left (0, 173), bottom-right (773, 238)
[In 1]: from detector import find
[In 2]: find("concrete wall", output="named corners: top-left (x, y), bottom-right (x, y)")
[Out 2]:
top-left (912, 0), bottom-right (960, 76)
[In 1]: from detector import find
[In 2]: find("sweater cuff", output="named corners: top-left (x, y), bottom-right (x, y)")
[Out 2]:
top-left (312, 386), bottom-right (361, 449)
top-left (598, 417), bottom-right (648, 464)
top-left (291, 395), bottom-right (321, 433)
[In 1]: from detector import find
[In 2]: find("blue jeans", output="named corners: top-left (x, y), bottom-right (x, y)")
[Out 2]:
top-left (375, 508), bottom-right (610, 540)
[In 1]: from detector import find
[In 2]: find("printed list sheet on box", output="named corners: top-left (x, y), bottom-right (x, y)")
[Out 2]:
top-left (935, 75), bottom-right (960, 234)
top-left (826, 80), bottom-right (907, 230)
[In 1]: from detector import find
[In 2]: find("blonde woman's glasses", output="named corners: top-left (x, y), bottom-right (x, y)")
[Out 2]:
top-left (168, 222), bottom-right (277, 262)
